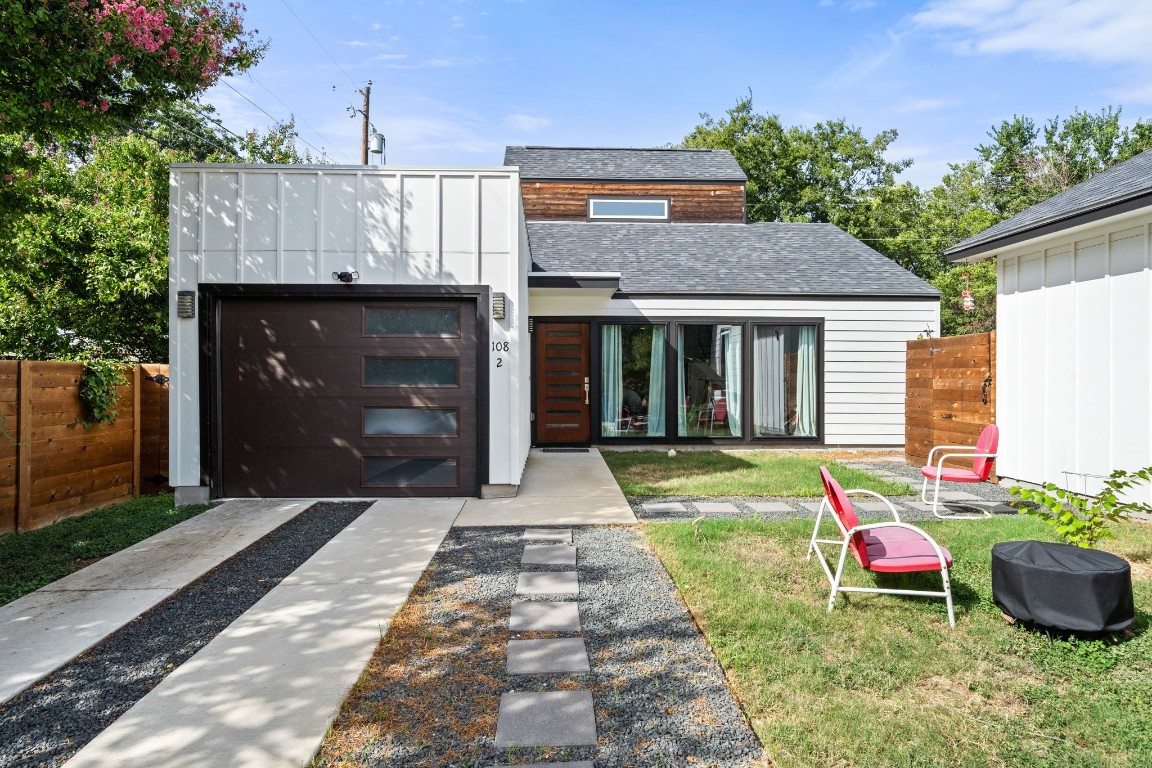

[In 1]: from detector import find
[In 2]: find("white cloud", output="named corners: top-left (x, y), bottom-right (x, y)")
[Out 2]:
top-left (823, 29), bottom-right (904, 88)
top-left (914, 0), bottom-right (1152, 65)
top-left (450, 15), bottom-right (465, 28)
top-left (504, 113), bottom-right (552, 131)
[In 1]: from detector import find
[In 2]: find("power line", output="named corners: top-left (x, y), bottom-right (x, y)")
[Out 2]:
top-left (244, 73), bottom-right (345, 161)
top-left (220, 81), bottom-right (335, 161)
top-left (147, 112), bottom-right (241, 159)
top-left (277, 0), bottom-right (358, 88)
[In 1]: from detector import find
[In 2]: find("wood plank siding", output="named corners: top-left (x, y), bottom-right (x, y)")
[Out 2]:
top-left (520, 181), bottom-right (746, 223)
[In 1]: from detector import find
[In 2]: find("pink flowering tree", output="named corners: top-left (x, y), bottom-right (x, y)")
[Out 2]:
top-left (1, 0), bottom-right (263, 141)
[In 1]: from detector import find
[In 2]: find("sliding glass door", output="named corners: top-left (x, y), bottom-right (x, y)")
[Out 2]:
top-left (677, 324), bottom-right (743, 438)
top-left (752, 324), bottom-right (818, 438)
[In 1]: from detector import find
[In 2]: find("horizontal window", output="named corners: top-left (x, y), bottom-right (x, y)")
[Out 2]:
top-left (364, 358), bottom-right (458, 387)
top-left (364, 457), bottom-right (458, 487)
top-left (588, 197), bottom-right (669, 221)
top-left (364, 306), bottom-right (458, 336)
top-left (363, 407), bottom-right (458, 436)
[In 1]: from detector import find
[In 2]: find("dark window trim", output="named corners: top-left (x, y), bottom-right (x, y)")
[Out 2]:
top-left (361, 356), bottom-right (460, 388)
top-left (360, 406), bottom-right (461, 438)
top-left (199, 283), bottom-right (489, 497)
top-left (361, 456), bottom-right (460, 488)
top-left (362, 303), bottom-right (462, 338)
top-left (531, 314), bottom-right (825, 447)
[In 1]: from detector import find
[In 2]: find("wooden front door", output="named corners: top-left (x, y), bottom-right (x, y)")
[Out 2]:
top-left (534, 322), bottom-right (591, 443)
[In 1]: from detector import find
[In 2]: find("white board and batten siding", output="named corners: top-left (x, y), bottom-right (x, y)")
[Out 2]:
top-left (996, 211), bottom-right (1152, 500)
top-left (529, 293), bottom-right (940, 445)
top-left (168, 165), bottom-right (530, 491)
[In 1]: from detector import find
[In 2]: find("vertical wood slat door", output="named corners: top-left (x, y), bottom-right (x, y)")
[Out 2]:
top-left (535, 322), bottom-right (591, 443)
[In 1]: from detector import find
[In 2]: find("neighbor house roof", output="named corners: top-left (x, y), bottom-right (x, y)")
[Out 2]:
top-left (947, 149), bottom-right (1152, 261)
top-left (526, 221), bottom-right (939, 297)
top-left (504, 146), bottom-right (747, 182)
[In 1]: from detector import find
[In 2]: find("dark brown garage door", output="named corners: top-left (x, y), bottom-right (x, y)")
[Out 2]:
top-left (218, 298), bottom-right (478, 497)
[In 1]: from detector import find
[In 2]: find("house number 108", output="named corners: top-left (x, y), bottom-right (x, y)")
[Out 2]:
top-left (492, 340), bottom-right (510, 368)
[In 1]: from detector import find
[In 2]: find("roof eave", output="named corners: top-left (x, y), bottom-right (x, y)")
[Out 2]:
top-left (946, 188), bottom-right (1152, 262)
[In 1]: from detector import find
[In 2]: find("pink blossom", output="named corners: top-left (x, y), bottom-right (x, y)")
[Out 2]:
top-left (99, 101), bottom-right (110, 112)
top-left (3, 174), bottom-right (13, 182)
top-left (108, 54), bottom-right (122, 66)
top-left (42, 101), bottom-right (51, 109)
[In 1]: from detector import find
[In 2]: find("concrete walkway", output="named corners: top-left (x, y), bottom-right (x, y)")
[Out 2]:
top-left (65, 498), bottom-right (462, 768)
top-left (0, 498), bottom-right (315, 705)
top-left (455, 448), bottom-right (636, 526)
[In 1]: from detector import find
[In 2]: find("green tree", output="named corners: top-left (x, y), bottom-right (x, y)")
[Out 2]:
top-left (0, 0), bottom-right (263, 142)
top-left (681, 95), bottom-right (922, 272)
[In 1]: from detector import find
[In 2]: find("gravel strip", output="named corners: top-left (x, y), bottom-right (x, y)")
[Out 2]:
top-left (0, 500), bottom-right (371, 768)
top-left (317, 525), bottom-right (765, 767)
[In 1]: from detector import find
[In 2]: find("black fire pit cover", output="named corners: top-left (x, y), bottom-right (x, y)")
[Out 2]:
top-left (991, 540), bottom-right (1134, 635)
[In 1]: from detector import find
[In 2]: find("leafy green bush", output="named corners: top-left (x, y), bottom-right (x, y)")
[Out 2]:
top-left (1011, 467), bottom-right (1152, 548)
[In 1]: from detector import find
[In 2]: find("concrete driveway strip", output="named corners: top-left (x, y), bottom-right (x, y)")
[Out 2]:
top-left (64, 497), bottom-right (462, 768)
top-left (0, 499), bottom-right (313, 705)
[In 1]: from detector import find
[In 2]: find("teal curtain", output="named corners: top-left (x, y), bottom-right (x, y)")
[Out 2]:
top-left (722, 325), bottom-right (742, 437)
top-left (677, 326), bottom-right (687, 435)
top-left (796, 325), bottom-right (817, 437)
top-left (647, 326), bottom-right (666, 437)
top-left (601, 325), bottom-right (623, 437)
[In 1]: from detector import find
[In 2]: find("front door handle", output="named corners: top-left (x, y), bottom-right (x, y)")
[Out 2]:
top-left (584, 377), bottom-right (590, 405)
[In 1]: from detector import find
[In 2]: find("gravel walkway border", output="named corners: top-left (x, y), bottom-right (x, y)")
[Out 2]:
top-left (0, 501), bottom-right (371, 768)
top-left (315, 525), bottom-right (767, 767)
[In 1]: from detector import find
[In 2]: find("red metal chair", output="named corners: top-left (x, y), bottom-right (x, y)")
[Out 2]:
top-left (920, 424), bottom-right (999, 519)
top-left (697, 396), bottom-right (727, 434)
top-left (807, 467), bottom-right (955, 626)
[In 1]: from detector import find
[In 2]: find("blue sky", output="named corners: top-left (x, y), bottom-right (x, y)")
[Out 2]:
top-left (204, 0), bottom-right (1152, 189)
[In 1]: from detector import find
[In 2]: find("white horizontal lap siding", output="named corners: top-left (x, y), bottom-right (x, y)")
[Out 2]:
top-left (996, 214), bottom-right (1152, 500)
top-left (528, 294), bottom-right (938, 446)
top-left (169, 165), bottom-right (526, 490)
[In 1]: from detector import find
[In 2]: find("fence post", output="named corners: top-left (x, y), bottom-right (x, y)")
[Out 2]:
top-left (16, 360), bottom-right (32, 533)
top-left (132, 364), bottom-right (142, 497)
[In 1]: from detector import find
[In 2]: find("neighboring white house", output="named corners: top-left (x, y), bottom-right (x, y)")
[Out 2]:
top-left (169, 148), bottom-right (939, 503)
top-left (947, 150), bottom-right (1152, 499)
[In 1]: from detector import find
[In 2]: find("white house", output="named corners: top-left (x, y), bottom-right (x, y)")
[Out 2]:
top-left (169, 148), bottom-right (939, 503)
top-left (947, 149), bottom-right (1152, 499)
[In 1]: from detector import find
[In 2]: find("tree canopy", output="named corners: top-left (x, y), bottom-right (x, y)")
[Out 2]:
top-left (0, 0), bottom-right (262, 142)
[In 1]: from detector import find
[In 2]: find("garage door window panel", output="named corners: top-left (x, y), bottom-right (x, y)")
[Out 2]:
top-left (363, 407), bottom-right (459, 436)
top-left (364, 457), bottom-right (458, 487)
top-left (363, 357), bottom-right (458, 387)
top-left (363, 306), bottom-right (460, 337)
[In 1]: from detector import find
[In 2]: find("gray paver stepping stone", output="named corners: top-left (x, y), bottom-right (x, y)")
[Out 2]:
top-left (517, 571), bottom-right (579, 595)
top-left (800, 501), bottom-right (824, 513)
top-left (940, 491), bottom-right (982, 501)
top-left (494, 690), bottom-right (596, 747)
top-left (510, 600), bottom-right (581, 632)
top-left (523, 528), bottom-right (572, 544)
top-left (642, 502), bottom-right (686, 515)
top-left (507, 638), bottom-right (590, 674)
top-left (522, 544), bottom-right (577, 566)
top-left (693, 502), bottom-right (739, 514)
top-left (746, 501), bottom-right (793, 513)
top-left (855, 500), bottom-right (898, 513)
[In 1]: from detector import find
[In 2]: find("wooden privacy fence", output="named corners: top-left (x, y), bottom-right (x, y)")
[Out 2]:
top-left (0, 361), bottom-right (169, 534)
top-left (905, 332), bottom-right (996, 477)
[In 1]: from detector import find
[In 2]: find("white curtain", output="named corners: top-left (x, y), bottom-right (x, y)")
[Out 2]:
top-left (601, 325), bottom-right (623, 437)
top-left (796, 325), bottom-right (817, 437)
top-left (722, 325), bottom-right (742, 437)
top-left (677, 327), bottom-right (687, 435)
top-left (754, 326), bottom-right (785, 436)
top-left (647, 326), bottom-right (666, 437)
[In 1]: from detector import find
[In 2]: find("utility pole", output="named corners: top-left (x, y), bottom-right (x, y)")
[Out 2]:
top-left (360, 81), bottom-right (371, 165)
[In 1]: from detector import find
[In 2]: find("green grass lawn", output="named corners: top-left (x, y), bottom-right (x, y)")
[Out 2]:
top-left (645, 516), bottom-right (1152, 768)
top-left (0, 494), bottom-right (212, 607)
top-left (602, 450), bottom-right (913, 497)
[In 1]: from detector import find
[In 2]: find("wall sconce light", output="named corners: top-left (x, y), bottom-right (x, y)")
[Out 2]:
top-left (492, 292), bottom-right (507, 320)
top-left (177, 290), bottom-right (196, 318)
top-left (332, 271), bottom-right (359, 283)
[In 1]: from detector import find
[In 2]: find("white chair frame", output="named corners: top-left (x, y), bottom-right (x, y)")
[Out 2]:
top-left (807, 488), bottom-right (955, 627)
top-left (921, 446), bottom-right (998, 519)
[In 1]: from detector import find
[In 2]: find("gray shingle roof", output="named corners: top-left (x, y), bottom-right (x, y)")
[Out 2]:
top-left (527, 222), bottom-right (939, 296)
top-left (948, 149), bottom-right (1152, 258)
top-left (504, 146), bottom-right (747, 182)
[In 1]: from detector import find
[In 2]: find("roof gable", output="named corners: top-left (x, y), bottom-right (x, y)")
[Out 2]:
top-left (504, 146), bottom-right (747, 182)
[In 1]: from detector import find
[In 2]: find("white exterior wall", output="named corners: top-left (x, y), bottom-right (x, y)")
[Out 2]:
top-left (168, 165), bottom-right (529, 493)
top-left (529, 293), bottom-right (939, 445)
top-left (994, 210), bottom-right (1152, 498)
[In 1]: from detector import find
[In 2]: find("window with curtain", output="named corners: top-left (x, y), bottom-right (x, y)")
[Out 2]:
top-left (677, 324), bottom-right (742, 437)
top-left (752, 324), bottom-right (818, 438)
top-left (600, 324), bottom-right (666, 437)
